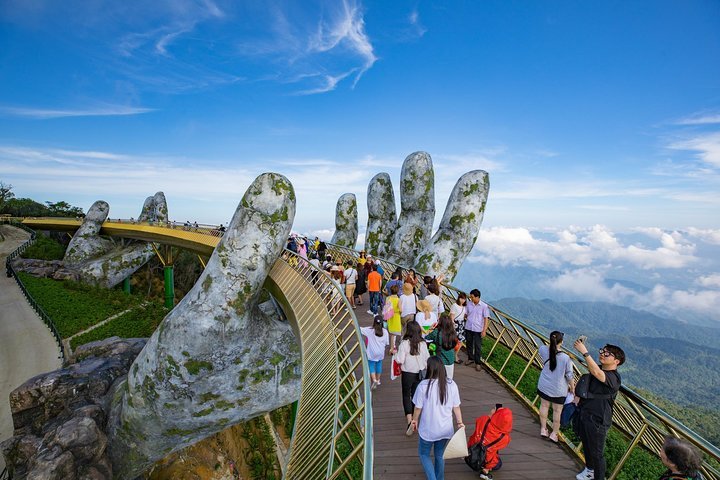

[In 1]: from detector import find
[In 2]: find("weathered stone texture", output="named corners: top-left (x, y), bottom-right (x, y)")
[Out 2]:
top-left (0, 337), bottom-right (146, 480)
top-left (365, 173), bottom-right (397, 257)
top-left (414, 170), bottom-right (489, 280)
top-left (107, 173), bottom-right (302, 479)
top-left (388, 152), bottom-right (435, 266)
top-left (331, 193), bottom-right (358, 249)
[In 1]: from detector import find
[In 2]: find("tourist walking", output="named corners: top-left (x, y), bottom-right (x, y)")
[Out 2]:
top-left (410, 356), bottom-right (464, 480)
top-left (396, 321), bottom-right (430, 436)
top-left (344, 261), bottom-right (358, 309)
top-left (450, 293), bottom-right (467, 363)
top-left (367, 265), bottom-right (383, 316)
top-left (465, 289), bottom-right (490, 371)
top-left (425, 282), bottom-right (445, 317)
top-left (353, 261), bottom-right (366, 306)
top-left (399, 282), bottom-right (418, 334)
top-left (361, 315), bottom-right (389, 390)
top-left (573, 340), bottom-right (625, 480)
top-left (537, 331), bottom-right (574, 443)
top-left (385, 284), bottom-right (402, 352)
top-left (415, 299), bottom-right (438, 336)
top-left (425, 313), bottom-right (459, 379)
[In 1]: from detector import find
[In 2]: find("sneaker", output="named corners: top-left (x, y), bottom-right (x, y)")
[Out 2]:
top-left (549, 431), bottom-right (559, 443)
top-left (366, 310), bottom-right (374, 315)
top-left (376, 380), bottom-right (381, 386)
top-left (576, 467), bottom-right (595, 480)
top-left (479, 473), bottom-right (493, 480)
top-left (540, 427), bottom-right (549, 438)
top-left (370, 381), bottom-right (377, 390)
top-left (405, 423), bottom-right (414, 436)
top-left (475, 364), bottom-right (483, 372)
top-left (464, 359), bottom-right (475, 366)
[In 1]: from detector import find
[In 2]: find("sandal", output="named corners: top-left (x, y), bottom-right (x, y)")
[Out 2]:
top-left (549, 432), bottom-right (558, 443)
top-left (540, 427), bottom-right (549, 439)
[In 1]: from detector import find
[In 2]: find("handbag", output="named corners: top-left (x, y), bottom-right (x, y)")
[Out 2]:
top-left (443, 426), bottom-right (468, 459)
top-left (465, 418), bottom-right (505, 471)
top-left (391, 354), bottom-right (401, 380)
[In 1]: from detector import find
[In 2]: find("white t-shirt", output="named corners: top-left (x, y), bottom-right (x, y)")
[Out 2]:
top-left (344, 267), bottom-right (358, 285)
top-left (415, 311), bottom-right (438, 332)
top-left (425, 294), bottom-right (445, 316)
top-left (396, 339), bottom-right (429, 373)
top-left (450, 303), bottom-right (465, 323)
top-left (360, 326), bottom-right (389, 362)
top-left (413, 379), bottom-right (461, 441)
top-left (399, 293), bottom-right (417, 317)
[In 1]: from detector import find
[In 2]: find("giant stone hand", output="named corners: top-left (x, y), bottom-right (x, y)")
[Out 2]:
top-left (107, 173), bottom-right (300, 479)
top-left (63, 192), bottom-right (168, 288)
top-left (335, 151), bottom-right (489, 282)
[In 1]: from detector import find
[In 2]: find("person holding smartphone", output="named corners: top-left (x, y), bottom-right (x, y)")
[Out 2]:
top-left (573, 338), bottom-right (626, 480)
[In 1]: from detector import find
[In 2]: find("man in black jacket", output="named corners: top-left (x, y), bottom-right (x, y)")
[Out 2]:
top-left (573, 340), bottom-right (625, 480)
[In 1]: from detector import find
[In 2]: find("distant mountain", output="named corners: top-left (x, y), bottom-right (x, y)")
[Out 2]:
top-left (489, 298), bottom-right (720, 433)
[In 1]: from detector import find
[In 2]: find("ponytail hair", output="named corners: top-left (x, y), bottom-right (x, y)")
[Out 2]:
top-left (373, 315), bottom-right (384, 337)
top-left (548, 331), bottom-right (564, 372)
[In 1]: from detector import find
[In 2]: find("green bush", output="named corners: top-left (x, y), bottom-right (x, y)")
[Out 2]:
top-left (20, 234), bottom-right (66, 260)
top-left (70, 302), bottom-right (168, 349)
top-left (17, 273), bottom-right (142, 337)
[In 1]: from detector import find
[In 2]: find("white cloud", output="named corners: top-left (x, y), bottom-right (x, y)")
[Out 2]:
top-left (668, 132), bottom-right (720, 168)
top-left (674, 112), bottom-right (720, 126)
top-left (697, 274), bottom-right (720, 289)
top-left (408, 9), bottom-right (427, 37)
top-left (0, 105), bottom-right (153, 119)
top-left (470, 225), bottom-right (697, 270)
top-left (687, 228), bottom-right (720, 245)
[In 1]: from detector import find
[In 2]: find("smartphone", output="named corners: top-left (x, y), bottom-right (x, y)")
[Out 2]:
top-left (495, 403), bottom-right (502, 410)
top-left (577, 335), bottom-right (587, 344)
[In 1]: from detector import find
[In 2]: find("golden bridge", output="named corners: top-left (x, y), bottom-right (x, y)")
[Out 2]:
top-left (3, 217), bottom-right (719, 480)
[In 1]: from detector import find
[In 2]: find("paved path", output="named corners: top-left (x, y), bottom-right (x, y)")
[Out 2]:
top-left (353, 296), bottom-right (582, 479)
top-left (0, 226), bottom-right (61, 471)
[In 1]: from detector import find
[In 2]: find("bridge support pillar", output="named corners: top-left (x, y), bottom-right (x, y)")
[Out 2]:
top-left (122, 276), bottom-right (131, 294)
top-left (164, 265), bottom-right (174, 308)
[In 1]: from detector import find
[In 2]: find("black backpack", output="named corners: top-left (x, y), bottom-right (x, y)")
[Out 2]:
top-left (464, 419), bottom-right (505, 472)
top-left (575, 374), bottom-right (616, 400)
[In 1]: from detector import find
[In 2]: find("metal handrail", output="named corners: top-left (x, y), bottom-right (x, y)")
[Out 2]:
top-left (325, 242), bottom-right (720, 480)
top-left (270, 250), bottom-right (372, 479)
top-left (3, 222), bottom-right (65, 361)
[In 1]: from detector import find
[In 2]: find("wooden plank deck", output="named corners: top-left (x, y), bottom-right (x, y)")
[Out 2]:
top-left (353, 295), bottom-right (581, 479)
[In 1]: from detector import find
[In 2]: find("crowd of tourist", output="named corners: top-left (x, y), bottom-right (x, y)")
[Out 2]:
top-left (298, 237), bottom-right (699, 480)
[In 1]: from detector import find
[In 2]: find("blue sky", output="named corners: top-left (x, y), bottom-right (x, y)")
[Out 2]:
top-left (1, 0), bottom-right (719, 234)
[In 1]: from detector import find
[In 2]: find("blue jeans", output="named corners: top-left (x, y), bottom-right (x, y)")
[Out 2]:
top-left (369, 291), bottom-right (382, 315)
top-left (418, 437), bottom-right (449, 480)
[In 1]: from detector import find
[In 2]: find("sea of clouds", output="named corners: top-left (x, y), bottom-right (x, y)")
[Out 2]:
top-left (458, 225), bottom-right (720, 326)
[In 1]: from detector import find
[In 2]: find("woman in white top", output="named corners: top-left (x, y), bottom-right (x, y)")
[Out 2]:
top-left (424, 282), bottom-right (445, 318)
top-left (415, 299), bottom-right (438, 336)
top-left (399, 282), bottom-right (418, 334)
top-left (537, 331), bottom-right (574, 443)
top-left (396, 321), bottom-right (430, 435)
top-left (361, 315), bottom-right (389, 390)
top-left (411, 356), bottom-right (464, 480)
top-left (449, 292), bottom-right (467, 364)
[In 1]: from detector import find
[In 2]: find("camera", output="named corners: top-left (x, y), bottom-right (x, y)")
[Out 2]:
top-left (495, 403), bottom-right (502, 410)
top-left (577, 335), bottom-right (587, 344)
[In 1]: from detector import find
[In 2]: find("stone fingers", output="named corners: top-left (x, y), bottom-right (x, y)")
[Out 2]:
top-left (63, 200), bottom-right (113, 264)
top-left (365, 173), bottom-right (397, 257)
top-left (331, 193), bottom-right (358, 249)
top-left (414, 170), bottom-right (489, 282)
top-left (108, 173), bottom-right (300, 479)
top-left (138, 192), bottom-right (168, 223)
top-left (389, 151), bottom-right (435, 266)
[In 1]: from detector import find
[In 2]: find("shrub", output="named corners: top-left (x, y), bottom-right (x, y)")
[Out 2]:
top-left (70, 302), bottom-right (168, 349)
top-left (20, 234), bottom-right (66, 260)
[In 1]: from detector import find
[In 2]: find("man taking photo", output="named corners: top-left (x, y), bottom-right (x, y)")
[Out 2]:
top-left (573, 339), bottom-right (626, 480)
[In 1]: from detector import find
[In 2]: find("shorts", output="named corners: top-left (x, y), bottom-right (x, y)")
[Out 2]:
top-left (368, 360), bottom-right (383, 374)
top-left (537, 388), bottom-right (565, 405)
top-left (345, 283), bottom-right (356, 298)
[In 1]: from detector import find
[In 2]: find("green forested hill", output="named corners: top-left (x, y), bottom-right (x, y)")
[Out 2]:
top-left (492, 297), bottom-right (720, 445)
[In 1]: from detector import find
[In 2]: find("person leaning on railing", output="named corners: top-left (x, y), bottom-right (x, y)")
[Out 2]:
top-left (658, 436), bottom-right (704, 480)
top-left (572, 340), bottom-right (626, 480)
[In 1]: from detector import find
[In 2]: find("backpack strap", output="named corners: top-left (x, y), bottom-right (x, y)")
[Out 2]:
top-left (485, 433), bottom-right (505, 449)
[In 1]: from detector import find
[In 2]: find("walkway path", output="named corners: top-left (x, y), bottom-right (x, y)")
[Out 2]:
top-left (354, 295), bottom-right (581, 479)
top-left (0, 226), bottom-right (62, 471)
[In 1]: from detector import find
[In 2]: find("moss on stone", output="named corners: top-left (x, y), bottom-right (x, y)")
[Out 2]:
top-left (200, 392), bottom-right (220, 403)
top-left (251, 369), bottom-right (274, 384)
top-left (166, 427), bottom-right (197, 436)
top-left (269, 352), bottom-right (284, 366)
top-left (184, 359), bottom-right (213, 375)
top-left (192, 407), bottom-right (214, 417)
top-left (215, 400), bottom-right (234, 411)
top-left (271, 178), bottom-right (295, 201)
top-left (202, 275), bottom-right (212, 292)
top-left (462, 183), bottom-right (480, 197)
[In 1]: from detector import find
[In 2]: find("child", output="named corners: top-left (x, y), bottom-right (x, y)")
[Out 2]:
top-left (361, 315), bottom-right (390, 390)
top-left (466, 405), bottom-right (513, 480)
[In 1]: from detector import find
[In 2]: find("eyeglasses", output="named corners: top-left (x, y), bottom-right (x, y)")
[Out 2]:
top-left (599, 348), bottom-right (615, 358)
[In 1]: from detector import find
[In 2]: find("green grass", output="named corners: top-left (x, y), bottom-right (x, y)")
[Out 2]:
top-left (482, 337), bottom-right (667, 480)
top-left (70, 302), bottom-right (168, 350)
top-left (18, 272), bottom-right (145, 337)
top-left (20, 234), bottom-right (66, 260)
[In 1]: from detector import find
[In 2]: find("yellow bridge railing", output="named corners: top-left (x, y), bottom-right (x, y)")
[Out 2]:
top-left (2, 218), bottom-right (372, 479)
top-left (325, 242), bottom-right (720, 480)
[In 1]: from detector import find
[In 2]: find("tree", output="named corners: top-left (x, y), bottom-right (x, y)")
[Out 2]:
top-left (0, 181), bottom-right (15, 207)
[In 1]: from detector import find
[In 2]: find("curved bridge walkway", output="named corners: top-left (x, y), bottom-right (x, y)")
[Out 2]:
top-left (352, 300), bottom-right (580, 479)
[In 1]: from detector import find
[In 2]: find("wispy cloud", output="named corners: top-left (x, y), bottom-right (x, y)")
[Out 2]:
top-left (408, 9), bottom-right (428, 38)
top-left (668, 132), bottom-right (720, 168)
top-left (674, 112), bottom-right (720, 126)
top-left (0, 105), bottom-right (154, 119)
